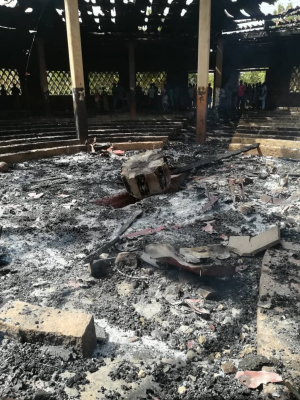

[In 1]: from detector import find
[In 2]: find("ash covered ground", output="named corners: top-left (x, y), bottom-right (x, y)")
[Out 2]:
top-left (0, 138), bottom-right (300, 399)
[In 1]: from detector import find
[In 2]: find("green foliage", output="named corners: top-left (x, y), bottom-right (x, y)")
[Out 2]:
top-left (188, 73), bottom-right (197, 85)
top-left (274, 3), bottom-right (285, 14)
top-left (208, 73), bottom-right (214, 88)
top-left (0, 69), bottom-right (22, 95)
top-left (136, 72), bottom-right (167, 94)
top-left (239, 70), bottom-right (266, 85)
top-left (188, 72), bottom-right (215, 88)
top-left (273, 2), bottom-right (300, 23)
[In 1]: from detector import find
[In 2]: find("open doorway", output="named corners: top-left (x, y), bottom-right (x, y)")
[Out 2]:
top-left (237, 68), bottom-right (268, 109)
top-left (238, 69), bottom-right (267, 85)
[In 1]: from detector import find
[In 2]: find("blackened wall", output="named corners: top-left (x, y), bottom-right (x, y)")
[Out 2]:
top-left (1, 25), bottom-right (300, 113)
top-left (222, 35), bottom-right (300, 109)
top-left (266, 36), bottom-right (300, 108)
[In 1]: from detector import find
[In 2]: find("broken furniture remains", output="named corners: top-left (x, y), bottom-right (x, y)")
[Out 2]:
top-left (121, 151), bottom-right (171, 199)
top-left (144, 244), bottom-right (235, 277)
top-left (228, 226), bottom-right (281, 257)
top-left (142, 226), bottom-right (282, 277)
top-left (95, 174), bottom-right (187, 209)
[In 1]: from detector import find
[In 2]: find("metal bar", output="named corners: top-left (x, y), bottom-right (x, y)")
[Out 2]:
top-left (173, 143), bottom-right (260, 174)
top-left (36, 38), bottom-right (51, 117)
top-left (128, 40), bottom-right (136, 119)
top-left (214, 37), bottom-right (223, 108)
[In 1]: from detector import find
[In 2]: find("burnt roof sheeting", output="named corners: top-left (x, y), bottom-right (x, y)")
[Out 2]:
top-left (224, 5), bottom-right (300, 37)
top-left (0, 0), bottom-right (276, 39)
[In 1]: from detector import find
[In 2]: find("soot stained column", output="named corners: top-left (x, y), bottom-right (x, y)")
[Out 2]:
top-left (64, 0), bottom-right (88, 143)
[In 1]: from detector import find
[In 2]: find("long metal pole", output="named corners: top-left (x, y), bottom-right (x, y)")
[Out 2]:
top-left (128, 40), bottom-right (136, 118)
top-left (214, 37), bottom-right (223, 108)
top-left (64, 0), bottom-right (88, 143)
top-left (36, 38), bottom-right (51, 117)
top-left (196, 0), bottom-right (212, 144)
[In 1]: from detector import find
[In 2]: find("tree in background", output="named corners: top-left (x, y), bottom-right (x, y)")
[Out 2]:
top-left (274, 2), bottom-right (292, 14)
top-left (239, 70), bottom-right (267, 85)
top-left (188, 72), bottom-right (214, 88)
top-left (273, 2), bottom-right (300, 23)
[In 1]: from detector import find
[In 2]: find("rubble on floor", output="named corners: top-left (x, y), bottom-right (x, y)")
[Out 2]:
top-left (0, 137), bottom-right (300, 399)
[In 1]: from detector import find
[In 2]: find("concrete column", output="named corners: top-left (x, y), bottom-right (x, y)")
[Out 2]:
top-left (196, 0), bottom-right (212, 144)
top-left (36, 38), bottom-right (51, 117)
top-left (64, 0), bottom-right (88, 143)
top-left (128, 40), bottom-right (136, 118)
top-left (214, 37), bottom-right (223, 108)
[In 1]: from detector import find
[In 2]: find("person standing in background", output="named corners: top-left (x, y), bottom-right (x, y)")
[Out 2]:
top-left (1, 85), bottom-right (7, 97)
top-left (11, 84), bottom-right (20, 109)
top-left (261, 82), bottom-right (268, 110)
top-left (148, 83), bottom-right (156, 110)
top-left (188, 83), bottom-right (194, 108)
top-left (94, 89), bottom-right (100, 112)
top-left (112, 83), bottom-right (118, 111)
top-left (207, 83), bottom-right (213, 108)
top-left (237, 80), bottom-right (246, 110)
top-left (246, 83), bottom-right (252, 108)
top-left (162, 85), bottom-right (169, 113)
top-left (101, 87), bottom-right (109, 112)
top-left (252, 84), bottom-right (256, 109)
top-left (117, 82), bottom-right (126, 110)
top-left (153, 83), bottom-right (158, 110)
top-left (255, 83), bottom-right (261, 109)
top-left (0, 85), bottom-right (7, 110)
top-left (173, 86), bottom-right (180, 112)
top-left (168, 86), bottom-right (174, 112)
top-left (135, 84), bottom-right (143, 111)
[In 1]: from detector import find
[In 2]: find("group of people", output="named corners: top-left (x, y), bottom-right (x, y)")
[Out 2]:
top-left (94, 87), bottom-right (110, 112)
top-left (159, 84), bottom-right (186, 112)
top-left (188, 83), bottom-right (213, 109)
top-left (149, 81), bottom-right (215, 112)
top-left (0, 84), bottom-right (21, 109)
top-left (151, 82), bottom-right (213, 112)
top-left (151, 82), bottom-right (214, 112)
top-left (93, 79), bottom-right (268, 113)
top-left (94, 83), bottom-right (132, 112)
top-left (236, 80), bottom-right (268, 110)
top-left (93, 82), bottom-right (200, 113)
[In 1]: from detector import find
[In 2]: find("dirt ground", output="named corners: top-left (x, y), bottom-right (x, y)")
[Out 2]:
top-left (0, 138), bottom-right (299, 399)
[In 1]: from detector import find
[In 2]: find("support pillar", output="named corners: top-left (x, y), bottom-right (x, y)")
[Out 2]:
top-left (128, 40), bottom-right (136, 118)
top-left (196, 0), bottom-right (212, 144)
top-left (214, 37), bottom-right (223, 108)
top-left (36, 38), bottom-right (51, 117)
top-left (64, 0), bottom-right (88, 143)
